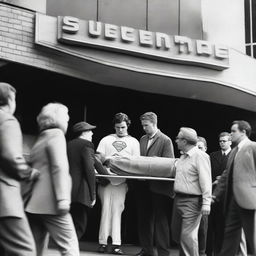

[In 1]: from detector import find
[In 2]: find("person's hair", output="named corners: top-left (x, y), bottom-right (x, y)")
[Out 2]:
top-left (197, 136), bottom-right (207, 148)
top-left (219, 132), bottom-right (231, 140)
top-left (140, 112), bottom-right (158, 125)
top-left (232, 120), bottom-right (252, 137)
top-left (179, 127), bottom-right (198, 145)
top-left (113, 112), bottom-right (131, 127)
top-left (37, 103), bottom-right (68, 131)
top-left (0, 82), bottom-right (16, 106)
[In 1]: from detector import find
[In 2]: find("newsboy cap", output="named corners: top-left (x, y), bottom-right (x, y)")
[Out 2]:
top-left (179, 127), bottom-right (198, 144)
top-left (72, 121), bottom-right (96, 133)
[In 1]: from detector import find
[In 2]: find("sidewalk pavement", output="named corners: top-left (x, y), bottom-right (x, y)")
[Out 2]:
top-left (46, 241), bottom-right (179, 256)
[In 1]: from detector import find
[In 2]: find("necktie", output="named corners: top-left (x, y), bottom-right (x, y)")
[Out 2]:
top-left (221, 152), bottom-right (227, 162)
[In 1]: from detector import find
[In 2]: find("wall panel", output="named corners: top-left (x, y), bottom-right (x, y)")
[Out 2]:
top-left (148, 0), bottom-right (179, 35)
top-left (180, 0), bottom-right (203, 39)
top-left (98, 0), bottom-right (146, 30)
top-left (47, 0), bottom-right (97, 20)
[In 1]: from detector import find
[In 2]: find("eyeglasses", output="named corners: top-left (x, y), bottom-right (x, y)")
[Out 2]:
top-left (219, 140), bottom-right (229, 143)
top-left (176, 136), bottom-right (184, 140)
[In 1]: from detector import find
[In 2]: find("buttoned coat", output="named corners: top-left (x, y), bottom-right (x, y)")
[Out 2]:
top-left (140, 130), bottom-right (174, 197)
top-left (210, 150), bottom-right (230, 182)
top-left (209, 150), bottom-right (230, 252)
top-left (25, 128), bottom-right (72, 215)
top-left (214, 139), bottom-right (256, 211)
top-left (0, 110), bottom-right (33, 218)
top-left (67, 138), bottom-right (96, 207)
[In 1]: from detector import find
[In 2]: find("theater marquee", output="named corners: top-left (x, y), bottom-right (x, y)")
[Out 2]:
top-left (35, 14), bottom-right (229, 70)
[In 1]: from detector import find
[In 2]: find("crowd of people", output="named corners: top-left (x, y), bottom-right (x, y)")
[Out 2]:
top-left (0, 81), bottom-right (256, 256)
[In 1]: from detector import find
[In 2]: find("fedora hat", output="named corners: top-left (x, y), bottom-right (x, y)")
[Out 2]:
top-left (72, 121), bottom-right (96, 133)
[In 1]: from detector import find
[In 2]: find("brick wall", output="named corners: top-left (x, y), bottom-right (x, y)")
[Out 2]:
top-left (0, 3), bottom-right (89, 80)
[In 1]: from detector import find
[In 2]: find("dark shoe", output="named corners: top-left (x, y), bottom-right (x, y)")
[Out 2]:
top-left (136, 249), bottom-right (151, 256)
top-left (98, 244), bottom-right (107, 253)
top-left (112, 246), bottom-right (124, 255)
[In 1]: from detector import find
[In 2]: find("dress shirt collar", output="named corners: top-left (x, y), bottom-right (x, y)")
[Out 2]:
top-left (221, 148), bottom-right (231, 156)
top-left (148, 129), bottom-right (158, 140)
top-left (184, 145), bottom-right (198, 157)
top-left (237, 137), bottom-right (250, 151)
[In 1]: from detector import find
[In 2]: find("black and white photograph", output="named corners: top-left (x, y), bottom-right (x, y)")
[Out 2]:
top-left (0, 1), bottom-right (255, 255)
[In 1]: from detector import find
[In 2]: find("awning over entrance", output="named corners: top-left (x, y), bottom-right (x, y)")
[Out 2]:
top-left (35, 14), bottom-right (256, 112)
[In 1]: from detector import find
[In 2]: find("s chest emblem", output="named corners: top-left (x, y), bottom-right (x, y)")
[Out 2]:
top-left (112, 141), bottom-right (127, 152)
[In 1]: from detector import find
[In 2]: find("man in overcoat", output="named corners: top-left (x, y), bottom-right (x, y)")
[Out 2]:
top-left (213, 120), bottom-right (256, 256)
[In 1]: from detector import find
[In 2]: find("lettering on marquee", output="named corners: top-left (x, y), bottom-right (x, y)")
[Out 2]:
top-left (57, 16), bottom-right (229, 70)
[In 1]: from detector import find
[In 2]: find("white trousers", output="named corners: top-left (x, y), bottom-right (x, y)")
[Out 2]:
top-left (98, 182), bottom-right (128, 245)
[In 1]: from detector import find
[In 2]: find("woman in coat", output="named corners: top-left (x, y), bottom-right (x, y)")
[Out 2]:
top-left (25, 102), bottom-right (79, 256)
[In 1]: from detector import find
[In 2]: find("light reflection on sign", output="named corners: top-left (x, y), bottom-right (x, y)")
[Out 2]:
top-left (58, 16), bottom-right (229, 70)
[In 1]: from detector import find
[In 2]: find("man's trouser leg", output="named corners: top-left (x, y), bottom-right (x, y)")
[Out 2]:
top-left (153, 193), bottom-right (171, 256)
top-left (0, 216), bottom-right (36, 256)
top-left (217, 198), bottom-right (241, 256)
top-left (135, 181), bottom-right (154, 256)
top-left (172, 196), bottom-right (202, 256)
top-left (240, 206), bottom-right (256, 255)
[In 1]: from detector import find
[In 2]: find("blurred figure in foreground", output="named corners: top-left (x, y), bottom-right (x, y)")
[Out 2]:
top-left (25, 103), bottom-right (79, 256)
top-left (0, 82), bottom-right (39, 256)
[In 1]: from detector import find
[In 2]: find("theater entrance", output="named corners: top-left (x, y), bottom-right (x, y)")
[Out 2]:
top-left (0, 62), bottom-right (255, 245)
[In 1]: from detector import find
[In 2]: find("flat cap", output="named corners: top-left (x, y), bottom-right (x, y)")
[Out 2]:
top-left (180, 127), bottom-right (198, 144)
top-left (72, 121), bottom-right (96, 133)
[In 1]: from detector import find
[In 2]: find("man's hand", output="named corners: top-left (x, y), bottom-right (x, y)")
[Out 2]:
top-left (201, 205), bottom-right (210, 215)
top-left (106, 167), bottom-right (116, 175)
top-left (211, 195), bottom-right (216, 204)
top-left (29, 168), bottom-right (40, 181)
top-left (91, 199), bottom-right (96, 207)
top-left (212, 175), bottom-right (221, 185)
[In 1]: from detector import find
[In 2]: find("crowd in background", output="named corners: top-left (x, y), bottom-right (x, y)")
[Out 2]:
top-left (0, 82), bottom-right (256, 256)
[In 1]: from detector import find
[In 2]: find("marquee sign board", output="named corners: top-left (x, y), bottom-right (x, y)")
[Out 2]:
top-left (35, 14), bottom-right (229, 70)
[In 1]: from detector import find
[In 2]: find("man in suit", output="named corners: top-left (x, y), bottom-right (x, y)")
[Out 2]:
top-left (207, 132), bottom-right (232, 255)
top-left (136, 112), bottom-right (174, 256)
top-left (0, 82), bottom-right (39, 255)
top-left (210, 132), bottom-right (232, 185)
top-left (213, 120), bottom-right (256, 256)
top-left (67, 121), bottom-right (97, 240)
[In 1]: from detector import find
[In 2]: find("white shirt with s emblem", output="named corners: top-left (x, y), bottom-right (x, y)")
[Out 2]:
top-left (97, 134), bottom-right (140, 185)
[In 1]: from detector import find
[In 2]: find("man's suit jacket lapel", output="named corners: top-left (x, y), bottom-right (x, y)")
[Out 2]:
top-left (234, 139), bottom-right (251, 164)
top-left (141, 136), bottom-right (148, 156)
top-left (146, 131), bottom-right (160, 154)
top-left (219, 146), bottom-right (238, 213)
top-left (215, 151), bottom-right (223, 164)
